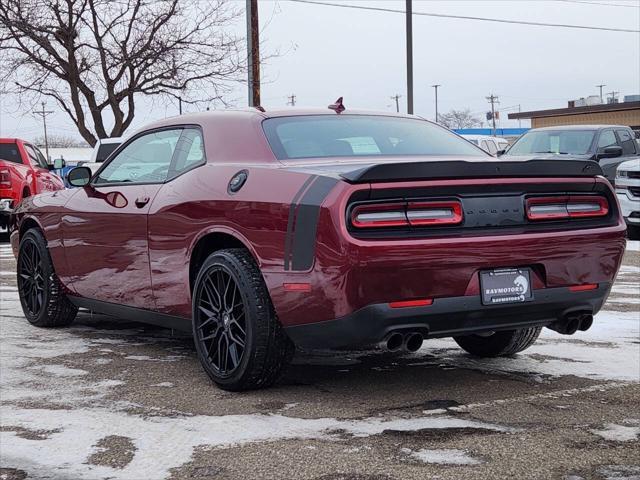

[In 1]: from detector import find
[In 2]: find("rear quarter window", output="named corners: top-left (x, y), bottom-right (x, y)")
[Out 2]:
top-left (0, 144), bottom-right (23, 164)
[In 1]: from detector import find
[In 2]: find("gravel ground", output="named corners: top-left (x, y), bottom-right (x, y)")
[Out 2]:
top-left (0, 238), bottom-right (638, 480)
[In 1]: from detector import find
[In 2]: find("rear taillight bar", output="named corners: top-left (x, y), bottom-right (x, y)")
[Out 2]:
top-left (0, 168), bottom-right (11, 188)
top-left (526, 195), bottom-right (609, 221)
top-left (351, 200), bottom-right (463, 229)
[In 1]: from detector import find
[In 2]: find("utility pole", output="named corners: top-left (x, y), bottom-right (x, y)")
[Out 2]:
top-left (178, 96), bottom-right (183, 115)
top-left (486, 94), bottom-right (499, 136)
top-left (391, 94), bottom-right (402, 113)
top-left (596, 84), bottom-right (606, 103)
top-left (246, 0), bottom-right (260, 107)
top-left (405, 0), bottom-right (413, 114)
top-left (606, 91), bottom-right (619, 104)
top-left (431, 84), bottom-right (441, 123)
top-left (287, 94), bottom-right (296, 106)
top-left (33, 102), bottom-right (53, 161)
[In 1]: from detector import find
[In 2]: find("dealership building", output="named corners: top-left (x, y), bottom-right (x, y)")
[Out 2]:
top-left (509, 98), bottom-right (640, 132)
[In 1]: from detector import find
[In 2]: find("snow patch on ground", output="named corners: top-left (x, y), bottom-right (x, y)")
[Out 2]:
top-left (625, 240), bottom-right (640, 252)
top-left (424, 310), bottom-right (640, 382)
top-left (0, 408), bottom-right (506, 480)
top-left (150, 382), bottom-right (174, 388)
top-left (590, 421), bottom-right (640, 442)
top-left (31, 364), bottom-right (88, 377)
top-left (404, 448), bottom-right (482, 465)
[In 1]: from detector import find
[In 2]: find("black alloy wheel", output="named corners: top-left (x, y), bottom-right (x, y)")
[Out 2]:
top-left (192, 249), bottom-right (294, 391)
top-left (194, 265), bottom-right (247, 376)
top-left (18, 237), bottom-right (45, 317)
top-left (17, 229), bottom-right (77, 327)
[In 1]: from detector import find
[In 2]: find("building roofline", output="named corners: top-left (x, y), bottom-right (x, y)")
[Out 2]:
top-left (508, 101), bottom-right (640, 120)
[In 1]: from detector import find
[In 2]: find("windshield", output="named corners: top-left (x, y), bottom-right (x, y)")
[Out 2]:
top-left (263, 115), bottom-right (486, 160)
top-left (507, 130), bottom-right (596, 156)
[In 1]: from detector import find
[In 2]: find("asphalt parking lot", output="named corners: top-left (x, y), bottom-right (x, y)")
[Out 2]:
top-left (1, 239), bottom-right (639, 480)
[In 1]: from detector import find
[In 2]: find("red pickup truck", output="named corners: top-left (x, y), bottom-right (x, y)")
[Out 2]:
top-left (0, 138), bottom-right (65, 230)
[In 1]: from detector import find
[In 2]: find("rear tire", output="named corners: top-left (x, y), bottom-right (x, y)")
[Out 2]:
top-left (192, 248), bottom-right (294, 391)
top-left (453, 327), bottom-right (542, 357)
top-left (17, 229), bottom-right (78, 327)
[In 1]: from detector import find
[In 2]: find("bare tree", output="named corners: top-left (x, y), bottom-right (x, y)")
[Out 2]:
top-left (437, 108), bottom-right (481, 130)
top-left (0, 0), bottom-right (244, 146)
top-left (33, 133), bottom-right (87, 147)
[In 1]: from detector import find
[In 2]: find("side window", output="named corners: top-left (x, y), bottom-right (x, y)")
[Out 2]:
top-left (597, 130), bottom-right (617, 151)
top-left (486, 140), bottom-right (498, 155)
top-left (95, 129), bottom-right (181, 185)
top-left (616, 129), bottom-right (636, 155)
top-left (480, 140), bottom-right (490, 152)
top-left (24, 145), bottom-right (47, 169)
top-left (169, 129), bottom-right (206, 179)
top-left (34, 146), bottom-right (49, 167)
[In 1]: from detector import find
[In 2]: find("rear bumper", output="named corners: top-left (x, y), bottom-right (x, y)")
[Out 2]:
top-left (285, 283), bottom-right (611, 349)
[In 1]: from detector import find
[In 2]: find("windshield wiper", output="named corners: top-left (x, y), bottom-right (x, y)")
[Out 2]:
top-left (531, 151), bottom-right (571, 155)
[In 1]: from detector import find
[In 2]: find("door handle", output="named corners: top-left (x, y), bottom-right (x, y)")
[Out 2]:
top-left (135, 196), bottom-right (150, 208)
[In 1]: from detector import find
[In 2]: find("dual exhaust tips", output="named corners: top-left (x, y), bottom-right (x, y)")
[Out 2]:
top-left (548, 312), bottom-right (594, 335)
top-left (384, 332), bottom-right (424, 353)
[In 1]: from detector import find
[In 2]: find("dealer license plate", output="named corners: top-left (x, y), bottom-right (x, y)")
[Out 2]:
top-left (480, 268), bottom-right (533, 305)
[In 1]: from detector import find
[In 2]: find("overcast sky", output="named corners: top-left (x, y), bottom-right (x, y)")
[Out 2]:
top-left (1, 0), bottom-right (639, 144)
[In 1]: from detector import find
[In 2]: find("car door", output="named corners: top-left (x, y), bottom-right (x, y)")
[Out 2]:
top-left (62, 128), bottom-right (182, 309)
top-left (23, 144), bottom-right (52, 193)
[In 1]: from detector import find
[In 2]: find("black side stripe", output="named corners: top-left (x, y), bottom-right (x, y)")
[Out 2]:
top-left (284, 175), bottom-right (317, 271)
top-left (289, 176), bottom-right (339, 271)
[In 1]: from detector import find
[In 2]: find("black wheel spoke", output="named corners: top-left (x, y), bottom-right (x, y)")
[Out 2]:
top-left (18, 239), bottom-right (46, 317)
top-left (196, 264), bottom-right (247, 377)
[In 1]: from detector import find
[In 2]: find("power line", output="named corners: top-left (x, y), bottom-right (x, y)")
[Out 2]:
top-left (554, 0), bottom-right (640, 8)
top-left (288, 0), bottom-right (640, 33)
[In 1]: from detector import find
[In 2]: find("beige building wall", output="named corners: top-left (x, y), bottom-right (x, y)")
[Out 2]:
top-left (531, 109), bottom-right (640, 129)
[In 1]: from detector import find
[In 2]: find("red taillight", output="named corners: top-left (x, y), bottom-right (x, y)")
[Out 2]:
top-left (351, 200), bottom-right (463, 229)
top-left (389, 298), bottom-right (433, 308)
top-left (0, 168), bottom-right (10, 188)
top-left (526, 195), bottom-right (609, 221)
top-left (569, 283), bottom-right (598, 292)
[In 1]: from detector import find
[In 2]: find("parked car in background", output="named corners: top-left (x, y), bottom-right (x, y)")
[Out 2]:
top-left (500, 125), bottom-right (639, 181)
top-left (461, 135), bottom-right (510, 156)
top-left (616, 158), bottom-right (640, 239)
top-left (10, 108), bottom-right (626, 391)
top-left (0, 138), bottom-right (65, 230)
top-left (80, 137), bottom-right (122, 174)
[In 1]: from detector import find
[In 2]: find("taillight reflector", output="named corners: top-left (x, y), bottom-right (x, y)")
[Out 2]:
top-left (389, 298), bottom-right (433, 308)
top-left (351, 200), bottom-right (463, 229)
top-left (283, 283), bottom-right (312, 292)
top-left (526, 196), bottom-right (608, 221)
top-left (569, 284), bottom-right (598, 292)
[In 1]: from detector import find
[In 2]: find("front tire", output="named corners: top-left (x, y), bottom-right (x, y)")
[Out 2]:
top-left (192, 248), bottom-right (294, 391)
top-left (17, 229), bottom-right (78, 327)
top-left (453, 327), bottom-right (542, 357)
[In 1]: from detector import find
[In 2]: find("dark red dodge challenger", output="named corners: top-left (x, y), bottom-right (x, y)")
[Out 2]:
top-left (10, 106), bottom-right (626, 390)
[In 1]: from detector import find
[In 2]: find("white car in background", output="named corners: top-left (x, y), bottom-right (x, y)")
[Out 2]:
top-left (461, 135), bottom-right (510, 156)
top-left (80, 137), bottom-right (122, 174)
top-left (616, 158), bottom-right (640, 239)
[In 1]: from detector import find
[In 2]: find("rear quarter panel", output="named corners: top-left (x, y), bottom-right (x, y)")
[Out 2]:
top-left (148, 162), bottom-right (321, 317)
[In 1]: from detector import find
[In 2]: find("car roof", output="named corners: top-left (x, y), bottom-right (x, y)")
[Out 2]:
top-left (531, 125), bottom-right (629, 131)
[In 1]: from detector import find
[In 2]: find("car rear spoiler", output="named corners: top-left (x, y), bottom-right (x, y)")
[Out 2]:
top-left (339, 159), bottom-right (603, 184)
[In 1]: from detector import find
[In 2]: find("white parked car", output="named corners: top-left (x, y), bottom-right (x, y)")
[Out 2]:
top-left (461, 135), bottom-right (510, 156)
top-left (81, 137), bottom-right (122, 174)
top-left (616, 158), bottom-right (640, 239)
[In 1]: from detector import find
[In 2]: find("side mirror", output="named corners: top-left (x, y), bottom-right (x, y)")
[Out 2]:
top-left (496, 149), bottom-right (506, 157)
top-left (598, 146), bottom-right (623, 160)
top-left (67, 166), bottom-right (92, 187)
top-left (53, 158), bottom-right (66, 169)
